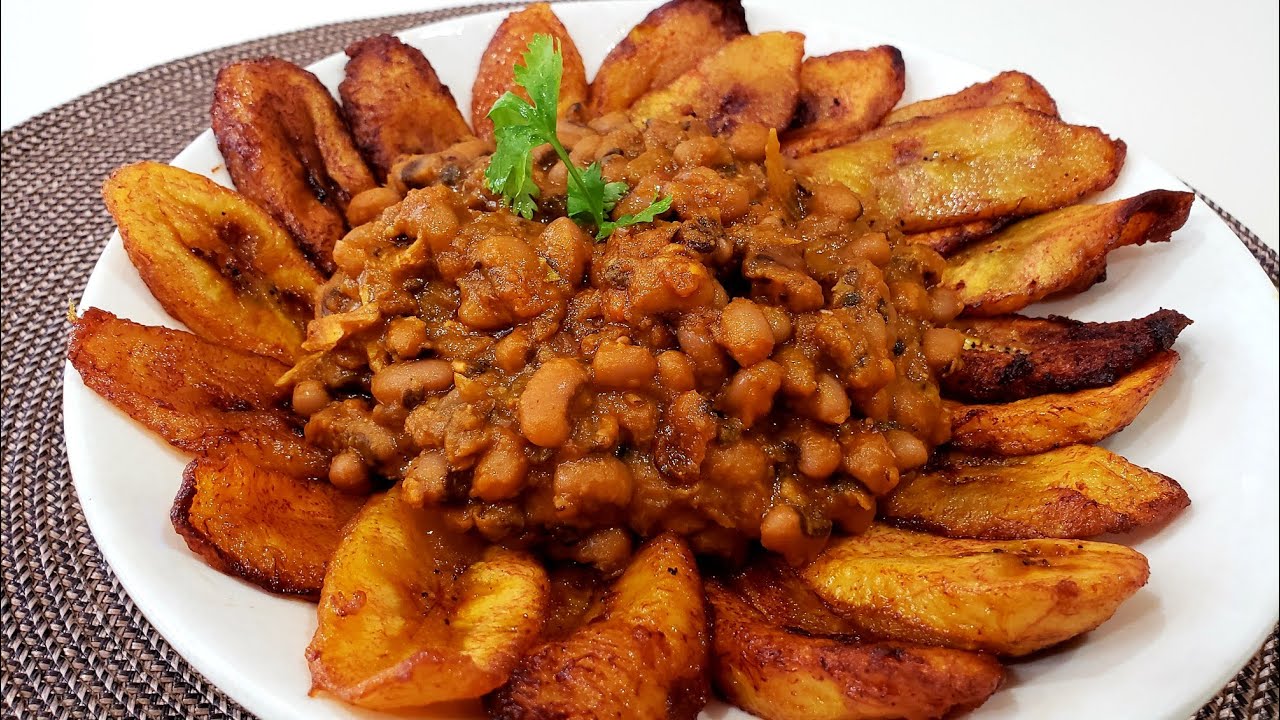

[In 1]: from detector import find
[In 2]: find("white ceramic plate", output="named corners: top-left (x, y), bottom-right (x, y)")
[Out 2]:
top-left (63, 2), bottom-right (1280, 718)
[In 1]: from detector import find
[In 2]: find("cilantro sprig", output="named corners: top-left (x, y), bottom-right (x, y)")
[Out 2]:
top-left (484, 34), bottom-right (671, 240)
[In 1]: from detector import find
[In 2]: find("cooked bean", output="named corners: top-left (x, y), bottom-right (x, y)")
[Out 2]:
top-left (841, 431), bottom-right (900, 495)
top-left (471, 427), bottom-right (528, 502)
top-left (721, 361), bottom-right (784, 427)
top-left (346, 186), bottom-right (403, 227)
top-left (292, 379), bottom-right (330, 417)
top-left (759, 504), bottom-right (828, 567)
top-left (328, 450), bottom-right (371, 495)
top-left (760, 305), bottom-right (793, 343)
top-left (800, 372), bottom-right (851, 425)
top-left (656, 351), bottom-right (697, 393)
top-left (674, 136), bottom-right (731, 168)
top-left (403, 449), bottom-right (448, 506)
top-left (385, 317), bottom-right (429, 360)
top-left (796, 429), bottom-right (842, 479)
top-left (553, 455), bottom-right (634, 521)
top-left (923, 327), bottom-right (965, 371)
top-left (806, 182), bottom-right (862, 221)
top-left (885, 428), bottom-right (930, 471)
top-left (676, 317), bottom-right (730, 387)
top-left (718, 298), bottom-right (775, 366)
top-left (929, 286), bottom-right (963, 324)
top-left (592, 340), bottom-right (657, 389)
top-left (568, 527), bottom-right (633, 574)
top-left (370, 359), bottom-right (454, 407)
top-left (518, 358), bottom-right (589, 448)
top-left (725, 122), bottom-right (770, 162)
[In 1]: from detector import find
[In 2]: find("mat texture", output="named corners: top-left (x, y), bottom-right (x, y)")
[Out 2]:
top-left (2, 4), bottom-right (1277, 718)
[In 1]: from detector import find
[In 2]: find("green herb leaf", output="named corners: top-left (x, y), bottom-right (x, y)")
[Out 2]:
top-left (598, 195), bottom-right (674, 240)
top-left (485, 33), bottom-right (671, 238)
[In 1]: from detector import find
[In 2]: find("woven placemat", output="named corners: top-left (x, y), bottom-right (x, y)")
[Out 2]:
top-left (2, 4), bottom-right (1277, 718)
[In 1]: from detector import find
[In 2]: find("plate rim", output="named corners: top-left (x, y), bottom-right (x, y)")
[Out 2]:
top-left (60, 2), bottom-right (1280, 719)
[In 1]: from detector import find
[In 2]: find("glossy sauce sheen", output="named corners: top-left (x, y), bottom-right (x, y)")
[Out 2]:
top-left (295, 113), bottom-right (961, 567)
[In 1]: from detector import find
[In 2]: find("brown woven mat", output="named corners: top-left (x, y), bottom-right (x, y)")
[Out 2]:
top-left (2, 4), bottom-right (1277, 718)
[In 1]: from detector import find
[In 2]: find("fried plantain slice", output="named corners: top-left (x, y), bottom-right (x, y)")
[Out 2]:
top-left (948, 350), bottom-right (1179, 456)
top-left (471, 3), bottom-right (588, 141)
top-left (801, 524), bottom-right (1149, 656)
top-left (588, 0), bottom-right (748, 117)
top-left (629, 31), bottom-right (805, 134)
top-left (103, 162), bottom-right (324, 362)
top-left (708, 581), bottom-right (1004, 720)
top-left (172, 438), bottom-right (362, 599)
top-left (212, 57), bottom-right (376, 272)
top-left (487, 534), bottom-right (709, 720)
top-left (792, 104), bottom-right (1125, 233)
top-left (339, 34), bottom-right (474, 180)
top-left (883, 445), bottom-right (1190, 540)
top-left (943, 190), bottom-right (1195, 316)
top-left (943, 309), bottom-right (1192, 402)
top-left (306, 486), bottom-right (549, 709)
top-left (67, 308), bottom-right (310, 453)
top-left (780, 46), bottom-right (906, 157)
top-left (724, 555), bottom-right (861, 637)
top-left (905, 218), bottom-right (1008, 255)
top-left (883, 70), bottom-right (1059, 125)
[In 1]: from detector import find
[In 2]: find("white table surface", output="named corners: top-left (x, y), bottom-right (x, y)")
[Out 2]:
top-left (2, 0), bottom-right (1276, 250)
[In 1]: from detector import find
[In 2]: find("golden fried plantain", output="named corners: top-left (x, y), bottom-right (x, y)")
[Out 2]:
top-left (944, 309), bottom-right (1192, 402)
top-left (172, 439), bottom-right (363, 599)
top-left (471, 3), bottom-right (588, 141)
top-left (67, 308), bottom-right (309, 453)
top-left (339, 34), bottom-right (474, 180)
top-left (943, 190), bottom-right (1194, 316)
top-left (306, 486), bottom-right (549, 709)
top-left (781, 47), bottom-right (905, 157)
top-left (802, 524), bottom-right (1150, 656)
top-left (948, 350), bottom-right (1179, 456)
top-left (883, 445), bottom-right (1190, 540)
top-left (724, 555), bottom-right (861, 637)
top-left (103, 162), bottom-right (324, 362)
top-left (487, 534), bottom-right (709, 720)
top-left (629, 31), bottom-right (805, 134)
top-left (708, 582), bottom-right (1004, 720)
top-left (588, 0), bottom-right (748, 117)
top-left (883, 70), bottom-right (1059, 125)
top-left (212, 57), bottom-right (376, 272)
top-left (905, 218), bottom-right (1008, 255)
top-left (792, 104), bottom-right (1125, 233)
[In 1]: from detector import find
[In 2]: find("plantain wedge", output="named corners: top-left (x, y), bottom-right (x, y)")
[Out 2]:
top-left (802, 524), bottom-right (1150, 656)
top-left (883, 70), bottom-right (1058, 125)
top-left (781, 46), bottom-right (905, 157)
top-left (172, 438), bottom-right (362, 599)
top-left (67, 308), bottom-right (307, 453)
top-left (883, 445), bottom-right (1190, 540)
top-left (103, 162), bottom-right (324, 362)
top-left (948, 350), bottom-right (1179, 456)
top-left (487, 534), bottom-right (709, 720)
top-left (213, 58), bottom-right (376, 272)
top-left (709, 581), bottom-right (1004, 720)
top-left (471, 3), bottom-right (588, 140)
top-left (905, 218), bottom-right (1008, 255)
top-left (307, 486), bottom-right (549, 709)
top-left (943, 190), bottom-right (1195, 316)
top-left (340, 34), bottom-right (474, 180)
top-left (944, 309), bottom-right (1192, 403)
top-left (629, 31), bottom-right (805, 134)
top-left (588, 0), bottom-right (748, 117)
top-left (793, 104), bottom-right (1125, 233)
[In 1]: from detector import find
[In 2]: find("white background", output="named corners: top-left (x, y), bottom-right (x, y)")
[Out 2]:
top-left (2, 0), bottom-right (1276, 249)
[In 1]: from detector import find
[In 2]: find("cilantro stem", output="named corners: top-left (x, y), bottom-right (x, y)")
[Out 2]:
top-left (547, 136), bottom-right (591, 210)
